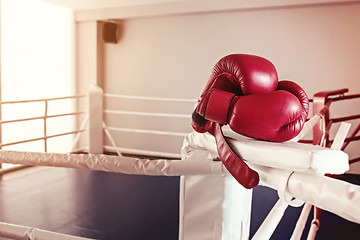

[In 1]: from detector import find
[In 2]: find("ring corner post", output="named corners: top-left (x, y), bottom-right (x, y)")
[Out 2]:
top-left (89, 84), bottom-right (103, 154)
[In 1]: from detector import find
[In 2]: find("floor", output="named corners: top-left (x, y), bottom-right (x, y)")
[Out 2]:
top-left (0, 167), bottom-right (359, 240)
top-left (0, 167), bottom-right (180, 240)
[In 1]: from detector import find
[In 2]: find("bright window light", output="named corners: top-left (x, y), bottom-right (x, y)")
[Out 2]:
top-left (1, 0), bottom-right (74, 169)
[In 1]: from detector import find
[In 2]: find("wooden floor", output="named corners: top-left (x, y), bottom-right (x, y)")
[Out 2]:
top-left (0, 167), bottom-right (359, 240)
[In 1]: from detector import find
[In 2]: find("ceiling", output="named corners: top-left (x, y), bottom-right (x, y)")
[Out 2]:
top-left (39, 0), bottom-right (360, 21)
top-left (40, 0), bottom-right (185, 10)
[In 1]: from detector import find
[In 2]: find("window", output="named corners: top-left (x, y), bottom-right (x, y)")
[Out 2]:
top-left (1, 0), bottom-right (74, 168)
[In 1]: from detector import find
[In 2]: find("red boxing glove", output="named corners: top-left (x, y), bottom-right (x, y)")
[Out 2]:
top-left (201, 54), bottom-right (278, 96)
top-left (197, 80), bottom-right (309, 142)
top-left (192, 54), bottom-right (309, 189)
top-left (193, 54), bottom-right (279, 133)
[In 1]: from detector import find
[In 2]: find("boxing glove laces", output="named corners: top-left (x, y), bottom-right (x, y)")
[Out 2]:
top-left (192, 54), bottom-right (309, 189)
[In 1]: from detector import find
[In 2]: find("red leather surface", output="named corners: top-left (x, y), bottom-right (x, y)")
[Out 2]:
top-left (192, 54), bottom-right (309, 188)
top-left (229, 82), bottom-right (308, 142)
top-left (197, 88), bottom-right (235, 125)
top-left (210, 123), bottom-right (259, 189)
top-left (200, 54), bottom-right (278, 96)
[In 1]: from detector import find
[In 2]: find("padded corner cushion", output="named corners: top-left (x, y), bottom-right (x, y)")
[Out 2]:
top-left (224, 132), bottom-right (349, 175)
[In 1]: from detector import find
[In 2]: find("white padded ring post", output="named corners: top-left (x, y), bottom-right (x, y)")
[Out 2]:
top-left (89, 84), bottom-right (104, 154)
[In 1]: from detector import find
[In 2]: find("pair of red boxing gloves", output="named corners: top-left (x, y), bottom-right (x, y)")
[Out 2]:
top-left (191, 54), bottom-right (309, 189)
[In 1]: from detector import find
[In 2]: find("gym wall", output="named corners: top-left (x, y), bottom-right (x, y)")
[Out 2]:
top-left (76, 2), bottom-right (360, 172)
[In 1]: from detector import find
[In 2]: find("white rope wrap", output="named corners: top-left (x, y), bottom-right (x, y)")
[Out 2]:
top-left (0, 132), bottom-right (357, 224)
top-left (0, 150), bottom-right (227, 176)
top-left (0, 222), bottom-right (93, 240)
top-left (189, 126), bottom-right (349, 175)
top-left (182, 130), bottom-right (360, 224)
top-left (252, 163), bottom-right (360, 224)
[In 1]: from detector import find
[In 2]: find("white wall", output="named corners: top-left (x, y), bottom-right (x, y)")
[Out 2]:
top-left (76, 2), bottom-right (360, 171)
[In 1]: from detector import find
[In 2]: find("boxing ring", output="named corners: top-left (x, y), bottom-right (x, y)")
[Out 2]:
top-left (0, 85), bottom-right (359, 239)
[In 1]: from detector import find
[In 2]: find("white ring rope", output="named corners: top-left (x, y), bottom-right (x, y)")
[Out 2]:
top-left (104, 93), bottom-right (197, 103)
top-left (0, 112), bottom-right (358, 240)
top-left (0, 150), bottom-right (228, 176)
top-left (104, 109), bottom-right (191, 119)
top-left (290, 113), bottom-right (323, 142)
top-left (70, 115), bottom-right (89, 153)
top-left (103, 122), bottom-right (123, 157)
top-left (104, 126), bottom-right (188, 137)
top-left (289, 203), bottom-right (313, 240)
top-left (103, 145), bottom-right (182, 159)
top-left (249, 121), bottom-right (354, 239)
top-left (0, 222), bottom-right (93, 240)
top-left (181, 124), bottom-right (359, 226)
top-left (0, 135), bottom-right (358, 224)
top-left (251, 199), bottom-right (289, 240)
